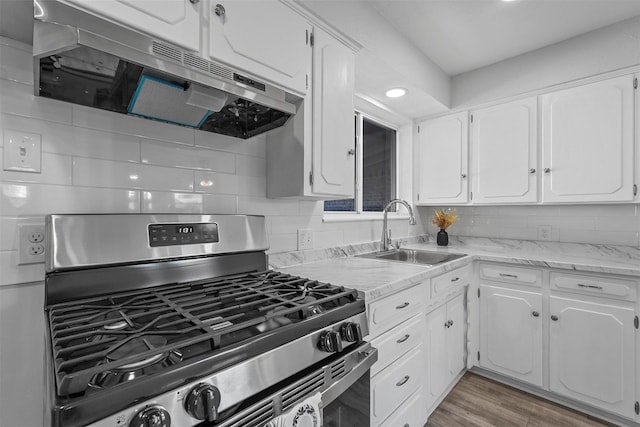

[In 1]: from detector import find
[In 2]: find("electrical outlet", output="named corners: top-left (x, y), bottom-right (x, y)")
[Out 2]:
top-left (537, 225), bottom-right (552, 241)
top-left (297, 228), bottom-right (313, 251)
top-left (17, 222), bottom-right (46, 264)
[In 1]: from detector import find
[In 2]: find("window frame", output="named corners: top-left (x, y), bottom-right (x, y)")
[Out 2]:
top-left (323, 111), bottom-right (406, 222)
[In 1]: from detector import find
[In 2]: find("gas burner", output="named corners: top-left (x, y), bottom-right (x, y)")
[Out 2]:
top-left (96, 309), bottom-right (138, 331)
top-left (88, 336), bottom-right (183, 392)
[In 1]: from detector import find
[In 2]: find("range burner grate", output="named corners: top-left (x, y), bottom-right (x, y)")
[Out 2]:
top-left (47, 270), bottom-right (360, 398)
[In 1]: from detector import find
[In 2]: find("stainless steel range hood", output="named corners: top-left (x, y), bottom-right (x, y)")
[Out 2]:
top-left (33, 1), bottom-right (299, 139)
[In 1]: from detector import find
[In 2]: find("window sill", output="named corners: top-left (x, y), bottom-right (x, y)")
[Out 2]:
top-left (322, 212), bottom-right (411, 223)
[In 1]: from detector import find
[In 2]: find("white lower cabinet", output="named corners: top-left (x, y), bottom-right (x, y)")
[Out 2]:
top-left (477, 263), bottom-right (640, 421)
top-left (379, 389), bottom-right (426, 427)
top-left (425, 293), bottom-right (466, 410)
top-left (371, 345), bottom-right (425, 425)
top-left (479, 285), bottom-right (543, 387)
top-left (549, 296), bottom-right (636, 419)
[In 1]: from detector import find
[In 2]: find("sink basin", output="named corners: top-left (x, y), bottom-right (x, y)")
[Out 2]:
top-left (357, 249), bottom-right (466, 266)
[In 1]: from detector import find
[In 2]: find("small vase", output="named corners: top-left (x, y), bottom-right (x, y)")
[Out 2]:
top-left (437, 229), bottom-right (449, 246)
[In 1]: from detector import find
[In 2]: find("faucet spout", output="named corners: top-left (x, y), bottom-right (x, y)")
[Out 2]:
top-left (380, 199), bottom-right (416, 251)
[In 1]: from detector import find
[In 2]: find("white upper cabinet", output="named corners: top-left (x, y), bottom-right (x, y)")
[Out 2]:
top-left (470, 97), bottom-right (538, 204)
top-left (266, 27), bottom-right (355, 199)
top-left (416, 112), bottom-right (469, 205)
top-left (541, 75), bottom-right (635, 203)
top-left (310, 27), bottom-right (355, 197)
top-left (208, 0), bottom-right (311, 94)
top-left (61, 0), bottom-right (201, 51)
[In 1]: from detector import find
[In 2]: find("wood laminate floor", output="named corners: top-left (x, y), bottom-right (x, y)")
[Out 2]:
top-left (426, 372), bottom-right (617, 427)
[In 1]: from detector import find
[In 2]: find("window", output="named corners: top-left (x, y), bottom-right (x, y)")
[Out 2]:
top-left (324, 113), bottom-right (397, 214)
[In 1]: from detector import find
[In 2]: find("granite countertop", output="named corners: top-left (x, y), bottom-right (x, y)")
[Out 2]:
top-left (274, 236), bottom-right (640, 302)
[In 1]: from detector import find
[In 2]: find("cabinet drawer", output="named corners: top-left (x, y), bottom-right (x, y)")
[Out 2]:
top-left (550, 272), bottom-right (637, 301)
top-left (371, 346), bottom-right (424, 424)
top-left (479, 263), bottom-right (541, 287)
top-left (370, 315), bottom-right (424, 376)
top-left (368, 284), bottom-right (425, 336)
top-left (432, 265), bottom-right (472, 297)
top-left (379, 388), bottom-right (426, 427)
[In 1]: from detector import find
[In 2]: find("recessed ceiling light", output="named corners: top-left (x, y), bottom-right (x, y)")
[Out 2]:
top-left (385, 88), bottom-right (407, 98)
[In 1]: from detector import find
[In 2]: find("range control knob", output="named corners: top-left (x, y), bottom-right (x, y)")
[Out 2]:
top-left (318, 331), bottom-right (343, 353)
top-left (185, 383), bottom-right (221, 422)
top-left (339, 322), bottom-right (363, 343)
top-left (129, 406), bottom-right (171, 427)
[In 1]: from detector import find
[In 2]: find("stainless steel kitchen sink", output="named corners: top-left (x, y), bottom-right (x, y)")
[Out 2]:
top-left (356, 249), bottom-right (466, 266)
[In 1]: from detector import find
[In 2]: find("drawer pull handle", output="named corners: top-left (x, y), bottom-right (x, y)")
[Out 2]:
top-left (451, 277), bottom-right (460, 282)
top-left (577, 283), bottom-right (603, 290)
top-left (396, 375), bottom-right (410, 387)
top-left (499, 273), bottom-right (518, 279)
top-left (397, 334), bottom-right (411, 343)
top-left (396, 302), bottom-right (410, 310)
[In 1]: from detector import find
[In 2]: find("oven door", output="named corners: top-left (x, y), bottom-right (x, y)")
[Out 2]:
top-left (217, 342), bottom-right (377, 427)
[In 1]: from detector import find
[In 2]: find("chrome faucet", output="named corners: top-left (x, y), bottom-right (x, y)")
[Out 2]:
top-left (380, 199), bottom-right (416, 251)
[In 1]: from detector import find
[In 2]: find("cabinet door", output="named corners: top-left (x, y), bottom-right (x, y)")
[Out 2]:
top-left (425, 304), bottom-right (448, 408)
top-left (471, 97), bottom-right (537, 204)
top-left (208, 0), bottom-right (310, 94)
top-left (416, 112), bottom-right (469, 204)
top-left (541, 75), bottom-right (635, 203)
top-left (62, 0), bottom-right (200, 51)
top-left (549, 296), bottom-right (636, 418)
top-left (446, 294), bottom-right (466, 380)
top-left (310, 27), bottom-right (355, 197)
top-left (479, 285), bottom-right (543, 387)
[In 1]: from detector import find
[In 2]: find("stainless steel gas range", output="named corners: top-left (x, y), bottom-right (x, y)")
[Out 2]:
top-left (43, 214), bottom-right (376, 427)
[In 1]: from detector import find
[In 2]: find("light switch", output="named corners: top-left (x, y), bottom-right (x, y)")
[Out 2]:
top-left (3, 129), bottom-right (42, 173)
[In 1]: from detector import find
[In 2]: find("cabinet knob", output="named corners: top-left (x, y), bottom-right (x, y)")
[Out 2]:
top-left (461, 173), bottom-right (467, 179)
top-left (214, 4), bottom-right (226, 16)
top-left (529, 168), bottom-right (536, 174)
top-left (551, 315), bottom-right (559, 321)
top-left (532, 311), bottom-right (540, 317)
top-left (347, 148), bottom-right (356, 156)
top-left (544, 168), bottom-right (551, 173)
top-left (189, 0), bottom-right (199, 4)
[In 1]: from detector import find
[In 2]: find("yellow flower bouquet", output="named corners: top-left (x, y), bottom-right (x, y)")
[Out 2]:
top-left (432, 208), bottom-right (457, 230)
top-left (432, 208), bottom-right (457, 246)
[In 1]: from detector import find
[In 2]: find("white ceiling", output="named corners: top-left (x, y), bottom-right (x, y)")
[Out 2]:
top-left (369, 0), bottom-right (640, 76)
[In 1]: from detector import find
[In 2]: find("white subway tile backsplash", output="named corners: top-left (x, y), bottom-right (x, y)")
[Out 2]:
top-left (0, 113), bottom-right (141, 162)
top-left (73, 158), bottom-right (194, 192)
top-left (194, 171), bottom-right (238, 194)
top-left (142, 141), bottom-right (235, 173)
top-left (0, 80), bottom-right (72, 124)
top-left (237, 175), bottom-right (266, 196)
top-left (315, 229), bottom-right (344, 249)
top-left (595, 216), bottom-right (640, 232)
top-left (195, 130), bottom-right (267, 158)
top-left (271, 215), bottom-right (318, 235)
top-left (236, 155), bottom-right (266, 177)
top-left (0, 251), bottom-right (44, 286)
top-left (142, 191), bottom-right (203, 213)
top-left (0, 41), bottom-right (33, 85)
top-left (73, 105), bottom-right (195, 145)
top-left (559, 229), bottom-right (639, 246)
top-left (267, 233), bottom-right (297, 254)
top-left (238, 196), bottom-right (299, 216)
top-left (1, 152), bottom-right (72, 185)
top-left (526, 215), bottom-right (596, 230)
top-left (299, 200), bottom-right (324, 216)
top-left (202, 194), bottom-right (238, 214)
top-left (0, 183), bottom-right (140, 216)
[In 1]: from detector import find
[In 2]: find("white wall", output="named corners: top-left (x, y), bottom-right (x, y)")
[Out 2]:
top-left (451, 15), bottom-right (640, 108)
top-left (0, 37), bottom-right (421, 427)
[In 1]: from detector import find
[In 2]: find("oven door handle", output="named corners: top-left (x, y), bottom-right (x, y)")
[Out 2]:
top-left (321, 343), bottom-right (378, 406)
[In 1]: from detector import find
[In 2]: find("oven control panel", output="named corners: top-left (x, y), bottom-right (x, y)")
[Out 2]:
top-left (148, 223), bottom-right (219, 247)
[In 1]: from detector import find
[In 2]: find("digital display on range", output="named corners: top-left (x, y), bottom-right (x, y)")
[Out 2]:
top-left (148, 223), bottom-right (219, 247)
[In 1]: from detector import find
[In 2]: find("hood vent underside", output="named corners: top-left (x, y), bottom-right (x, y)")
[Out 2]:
top-left (33, 2), bottom-right (298, 140)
